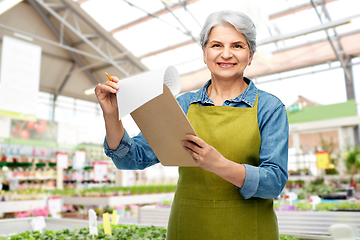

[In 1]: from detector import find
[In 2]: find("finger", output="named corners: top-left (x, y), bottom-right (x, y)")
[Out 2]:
top-left (111, 76), bottom-right (119, 83)
top-left (104, 80), bottom-right (119, 90)
top-left (186, 134), bottom-right (204, 148)
top-left (182, 142), bottom-right (196, 153)
top-left (95, 83), bottom-right (101, 95)
top-left (100, 83), bottom-right (117, 94)
top-left (182, 145), bottom-right (199, 162)
top-left (182, 140), bottom-right (202, 156)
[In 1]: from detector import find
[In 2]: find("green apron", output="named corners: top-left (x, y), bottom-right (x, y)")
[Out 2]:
top-left (166, 94), bottom-right (279, 240)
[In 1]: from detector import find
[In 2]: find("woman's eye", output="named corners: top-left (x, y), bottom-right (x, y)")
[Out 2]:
top-left (212, 44), bottom-right (221, 48)
top-left (234, 44), bottom-right (243, 49)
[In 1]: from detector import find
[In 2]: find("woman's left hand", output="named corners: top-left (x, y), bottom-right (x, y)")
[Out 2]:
top-left (182, 134), bottom-right (246, 188)
top-left (182, 134), bottom-right (226, 172)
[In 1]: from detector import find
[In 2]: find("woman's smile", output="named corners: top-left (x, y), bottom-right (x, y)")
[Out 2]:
top-left (217, 62), bottom-right (237, 68)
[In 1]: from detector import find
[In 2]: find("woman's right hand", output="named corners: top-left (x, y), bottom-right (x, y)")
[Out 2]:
top-left (95, 76), bottom-right (120, 116)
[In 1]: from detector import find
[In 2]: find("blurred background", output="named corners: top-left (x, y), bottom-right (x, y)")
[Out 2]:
top-left (1, 0), bottom-right (360, 238)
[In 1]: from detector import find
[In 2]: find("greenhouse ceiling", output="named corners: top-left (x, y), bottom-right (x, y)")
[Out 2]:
top-left (0, 0), bottom-right (359, 102)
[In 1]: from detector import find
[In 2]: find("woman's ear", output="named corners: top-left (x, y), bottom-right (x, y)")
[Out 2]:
top-left (248, 50), bottom-right (255, 66)
top-left (202, 46), bottom-right (206, 64)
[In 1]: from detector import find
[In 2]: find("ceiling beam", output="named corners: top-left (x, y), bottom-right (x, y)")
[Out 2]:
top-left (137, 13), bottom-right (360, 60)
top-left (161, 1), bottom-right (199, 44)
top-left (178, 30), bottom-right (360, 93)
top-left (110, 0), bottom-right (198, 34)
top-left (310, 0), bottom-right (352, 86)
top-left (255, 61), bottom-right (359, 85)
top-left (257, 13), bottom-right (360, 46)
top-left (28, 0), bottom-right (100, 87)
top-left (272, 28), bottom-right (360, 54)
top-left (139, 39), bottom-right (196, 59)
top-left (55, 62), bottom-right (76, 101)
top-left (269, 0), bottom-right (338, 20)
top-left (109, 0), bottom-right (341, 59)
top-left (59, 0), bottom-right (148, 73)
top-left (38, 0), bottom-right (131, 77)
top-left (0, 23), bottom-right (110, 62)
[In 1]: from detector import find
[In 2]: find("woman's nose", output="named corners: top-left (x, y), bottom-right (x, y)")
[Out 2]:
top-left (221, 47), bottom-right (232, 59)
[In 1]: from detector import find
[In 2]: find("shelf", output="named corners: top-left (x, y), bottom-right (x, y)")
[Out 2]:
top-left (13, 177), bottom-right (56, 181)
top-left (0, 217), bottom-right (94, 235)
top-left (63, 192), bottom-right (175, 206)
top-left (138, 205), bottom-right (171, 226)
top-left (63, 179), bottom-right (114, 183)
top-left (0, 199), bottom-right (47, 214)
top-left (288, 175), bottom-right (314, 181)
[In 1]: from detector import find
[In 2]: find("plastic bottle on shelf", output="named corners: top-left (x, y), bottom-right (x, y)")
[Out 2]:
top-left (48, 168), bottom-right (55, 179)
top-left (21, 181), bottom-right (28, 190)
top-left (24, 168), bottom-right (29, 178)
top-left (43, 166), bottom-right (48, 178)
top-left (11, 167), bottom-right (17, 178)
top-left (17, 167), bottom-right (24, 179)
top-left (78, 170), bottom-right (84, 182)
top-left (34, 181), bottom-right (41, 190)
top-left (43, 167), bottom-right (48, 178)
top-left (89, 170), bottom-right (94, 181)
top-left (29, 167), bottom-right (35, 179)
top-left (35, 168), bottom-right (41, 179)
top-left (63, 171), bottom-right (68, 181)
top-left (70, 170), bottom-right (76, 181)
top-left (84, 169), bottom-right (89, 181)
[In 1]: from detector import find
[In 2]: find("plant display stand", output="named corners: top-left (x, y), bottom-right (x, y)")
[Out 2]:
top-left (0, 217), bottom-right (92, 236)
top-left (138, 205), bottom-right (170, 226)
top-left (63, 193), bottom-right (174, 206)
top-left (0, 199), bottom-right (47, 214)
top-left (277, 211), bottom-right (360, 239)
top-left (138, 206), bottom-right (360, 239)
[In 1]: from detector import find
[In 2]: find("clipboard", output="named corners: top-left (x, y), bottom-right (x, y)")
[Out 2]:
top-left (130, 84), bottom-right (197, 167)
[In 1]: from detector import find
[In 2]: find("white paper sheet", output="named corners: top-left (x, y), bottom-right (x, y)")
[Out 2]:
top-left (116, 66), bottom-right (181, 120)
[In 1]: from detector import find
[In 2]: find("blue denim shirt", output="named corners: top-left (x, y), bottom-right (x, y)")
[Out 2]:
top-left (104, 78), bottom-right (289, 199)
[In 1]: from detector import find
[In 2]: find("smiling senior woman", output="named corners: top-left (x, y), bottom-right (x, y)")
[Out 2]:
top-left (95, 10), bottom-right (288, 240)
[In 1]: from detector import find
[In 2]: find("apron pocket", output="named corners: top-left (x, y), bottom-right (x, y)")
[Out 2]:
top-left (177, 198), bottom-right (257, 240)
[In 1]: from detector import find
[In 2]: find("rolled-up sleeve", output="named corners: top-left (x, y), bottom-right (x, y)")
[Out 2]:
top-left (239, 103), bottom-right (289, 199)
top-left (239, 165), bottom-right (260, 199)
top-left (104, 130), bottom-right (159, 170)
top-left (104, 130), bottom-right (132, 159)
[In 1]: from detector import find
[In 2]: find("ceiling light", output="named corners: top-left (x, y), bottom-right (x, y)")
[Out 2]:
top-left (0, 0), bottom-right (23, 15)
top-left (350, 16), bottom-right (360, 26)
top-left (84, 87), bottom-right (95, 95)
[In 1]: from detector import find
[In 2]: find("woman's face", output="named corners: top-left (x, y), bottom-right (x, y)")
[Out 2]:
top-left (203, 23), bottom-right (254, 82)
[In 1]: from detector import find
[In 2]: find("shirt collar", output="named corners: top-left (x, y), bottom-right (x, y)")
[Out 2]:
top-left (190, 77), bottom-right (258, 107)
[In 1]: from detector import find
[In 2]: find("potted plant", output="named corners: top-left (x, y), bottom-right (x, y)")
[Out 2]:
top-left (343, 146), bottom-right (360, 188)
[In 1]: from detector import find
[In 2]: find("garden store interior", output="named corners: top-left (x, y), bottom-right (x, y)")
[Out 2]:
top-left (1, 0), bottom-right (360, 239)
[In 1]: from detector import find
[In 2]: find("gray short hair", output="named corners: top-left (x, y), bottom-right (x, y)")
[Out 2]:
top-left (200, 10), bottom-right (257, 53)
